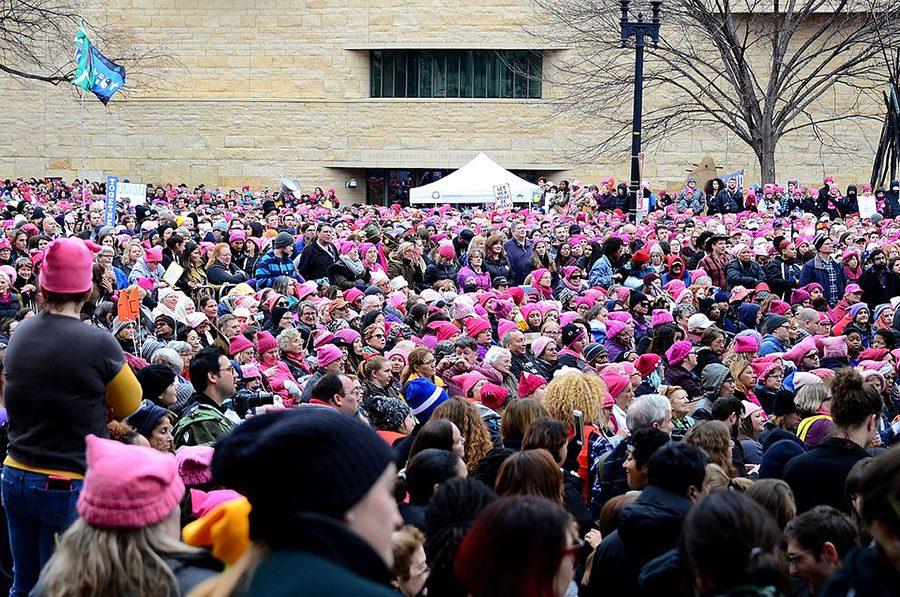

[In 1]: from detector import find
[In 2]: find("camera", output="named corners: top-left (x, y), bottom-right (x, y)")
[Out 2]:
top-left (229, 389), bottom-right (275, 419)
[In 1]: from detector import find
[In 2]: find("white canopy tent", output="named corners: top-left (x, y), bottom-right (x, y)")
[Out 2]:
top-left (408, 153), bottom-right (542, 205)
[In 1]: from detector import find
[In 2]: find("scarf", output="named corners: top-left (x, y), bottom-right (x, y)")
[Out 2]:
top-left (339, 254), bottom-right (366, 277)
top-left (533, 283), bottom-right (553, 300)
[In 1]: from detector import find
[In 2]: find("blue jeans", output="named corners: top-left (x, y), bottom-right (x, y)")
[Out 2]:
top-left (0, 467), bottom-right (81, 597)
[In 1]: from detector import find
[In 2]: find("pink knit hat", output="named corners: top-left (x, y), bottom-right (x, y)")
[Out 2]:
top-left (77, 435), bottom-right (184, 529)
top-left (437, 243), bottom-right (455, 260)
top-left (531, 336), bottom-right (555, 358)
top-left (651, 309), bottom-right (674, 328)
top-left (821, 335), bottom-right (848, 358)
top-left (229, 335), bottom-right (255, 356)
top-left (175, 445), bottom-right (214, 487)
top-left (497, 319), bottom-right (518, 340)
top-left (453, 372), bottom-right (488, 397)
top-left (465, 317), bottom-right (491, 339)
top-left (599, 370), bottom-right (629, 401)
top-left (665, 340), bottom-right (692, 366)
top-left (605, 320), bottom-right (628, 339)
top-left (734, 335), bottom-right (759, 354)
top-left (190, 488), bottom-right (243, 519)
top-left (317, 344), bottom-right (343, 368)
top-left (256, 331), bottom-right (278, 354)
top-left (145, 246), bottom-right (163, 263)
top-left (39, 237), bottom-right (100, 293)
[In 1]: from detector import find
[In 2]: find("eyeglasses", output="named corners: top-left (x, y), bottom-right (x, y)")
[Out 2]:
top-left (369, 333), bottom-right (385, 339)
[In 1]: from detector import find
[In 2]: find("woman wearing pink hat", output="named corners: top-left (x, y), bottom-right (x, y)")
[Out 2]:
top-left (2, 238), bottom-right (143, 595)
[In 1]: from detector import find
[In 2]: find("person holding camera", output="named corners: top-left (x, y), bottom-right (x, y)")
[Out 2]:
top-left (172, 346), bottom-right (237, 449)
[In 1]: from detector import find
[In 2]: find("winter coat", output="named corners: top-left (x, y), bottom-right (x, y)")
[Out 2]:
top-left (782, 437), bottom-right (872, 513)
top-left (859, 266), bottom-right (900, 310)
top-left (725, 259), bottom-right (765, 290)
top-left (503, 238), bottom-right (533, 285)
top-left (820, 545), bottom-right (900, 597)
top-left (676, 188), bottom-right (706, 213)
top-left (328, 260), bottom-right (370, 290)
top-left (423, 261), bottom-right (457, 286)
top-left (387, 257), bottom-right (424, 289)
top-left (205, 261), bottom-right (248, 286)
top-left (764, 257), bottom-right (803, 299)
top-left (238, 513), bottom-right (397, 597)
top-left (798, 256), bottom-right (848, 306)
top-left (484, 257), bottom-right (511, 281)
top-left (455, 266), bottom-right (491, 292)
top-left (710, 188), bottom-right (743, 214)
top-left (664, 365), bottom-right (704, 398)
top-left (0, 293), bottom-right (21, 319)
top-left (295, 241), bottom-right (338, 282)
top-left (586, 485), bottom-right (693, 596)
top-left (759, 334), bottom-right (787, 356)
top-left (589, 255), bottom-right (615, 288)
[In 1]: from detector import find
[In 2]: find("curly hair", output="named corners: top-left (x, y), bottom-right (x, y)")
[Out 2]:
top-left (541, 372), bottom-right (605, 427)
top-left (431, 398), bottom-right (494, 472)
top-left (684, 420), bottom-right (736, 477)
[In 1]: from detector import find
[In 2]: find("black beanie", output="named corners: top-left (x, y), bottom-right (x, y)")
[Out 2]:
top-left (629, 291), bottom-right (648, 309)
top-left (212, 408), bottom-right (393, 541)
top-left (135, 364), bottom-right (177, 402)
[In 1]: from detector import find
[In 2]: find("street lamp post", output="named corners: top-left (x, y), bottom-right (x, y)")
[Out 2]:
top-left (619, 0), bottom-right (662, 223)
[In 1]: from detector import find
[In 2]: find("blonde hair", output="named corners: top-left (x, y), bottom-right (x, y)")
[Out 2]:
top-left (541, 372), bottom-right (605, 427)
top-left (432, 398), bottom-right (493, 472)
top-left (206, 243), bottom-right (231, 269)
top-left (729, 360), bottom-right (753, 394)
top-left (794, 382), bottom-right (830, 416)
top-left (37, 517), bottom-right (197, 597)
top-left (684, 420), bottom-right (736, 477)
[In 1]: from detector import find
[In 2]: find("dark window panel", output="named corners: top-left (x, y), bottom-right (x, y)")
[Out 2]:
top-left (447, 51), bottom-right (460, 98)
top-left (514, 50), bottom-right (528, 98)
top-left (486, 51), bottom-right (499, 97)
top-left (433, 50), bottom-right (446, 97)
top-left (371, 50), bottom-right (382, 97)
top-left (528, 51), bottom-right (542, 98)
top-left (472, 50), bottom-right (484, 98)
top-left (407, 52), bottom-right (418, 97)
top-left (382, 51), bottom-right (394, 98)
top-left (419, 51), bottom-right (432, 97)
top-left (394, 50), bottom-right (407, 97)
top-left (500, 51), bottom-right (513, 98)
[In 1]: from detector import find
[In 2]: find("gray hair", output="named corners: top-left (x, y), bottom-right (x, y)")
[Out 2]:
top-left (627, 394), bottom-right (672, 431)
top-left (483, 346), bottom-right (511, 367)
top-left (794, 382), bottom-right (830, 415)
top-left (796, 307), bottom-right (819, 325)
top-left (151, 348), bottom-right (183, 374)
top-left (500, 330), bottom-right (522, 348)
top-left (277, 327), bottom-right (302, 352)
top-left (166, 341), bottom-right (192, 354)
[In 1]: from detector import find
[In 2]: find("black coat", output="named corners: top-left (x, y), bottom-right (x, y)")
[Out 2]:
top-left (820, 545), bottom-right (900, 597)
top-left (782, 437), bottom-right (872, 513)
top-left (764, 257), bottom-right (803, 299)
top-left (859, 266), bottom-right (900, 310)
top-left (328, 260), bottom-right (370, 290)
top-left (296, 242), bottom-right (337, 282)
top-left (725, 259), bottom-right (765, 290)
top-left (484, 257), bottom-right (511, 282)
top-left (240, 513), bottom-right (396, 596)
top-left (587, 485), bottom-right (693, 596)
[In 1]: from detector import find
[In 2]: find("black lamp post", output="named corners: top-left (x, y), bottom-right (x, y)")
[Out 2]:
top-left (619, 0), bottom-right (662, 223)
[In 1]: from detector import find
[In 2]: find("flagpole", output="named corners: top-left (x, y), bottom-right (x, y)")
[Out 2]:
top-left (80, 91), bottom-right (86, 204)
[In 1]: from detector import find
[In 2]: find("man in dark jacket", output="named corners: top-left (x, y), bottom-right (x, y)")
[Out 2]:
top-left (503, 221), bottom-right (533, 285)
top-left (295, 222), bottom-right (338, 281)
top-left (798, 235), bottom-right (847, 307)
top-left (764, 240), bottom-right (803, 300)
top-left (709, 177), bottom-right (743, 214)
top-left (502, 330), bottom-right (541, 380)
top-left (725, 244), bottom-right (765, 290)
top-left (587, 442), bottom-right (709, 596)
top-left (173, 347), bottom-right (236, 448)
top-left (859, 249), bottom-right (899, 310)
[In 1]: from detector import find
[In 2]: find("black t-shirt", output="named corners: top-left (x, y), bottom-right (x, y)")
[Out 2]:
top-left (4, 312), bottom-right (125, 474)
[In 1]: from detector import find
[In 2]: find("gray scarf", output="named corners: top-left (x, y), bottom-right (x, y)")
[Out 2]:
top-left (340, 254), bottom-right (366, 277)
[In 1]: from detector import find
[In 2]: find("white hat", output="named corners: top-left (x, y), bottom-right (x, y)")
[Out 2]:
top-left (389, 276), bottom-right (409, 291)
top-left (688, 313), bottom-right (714, 332)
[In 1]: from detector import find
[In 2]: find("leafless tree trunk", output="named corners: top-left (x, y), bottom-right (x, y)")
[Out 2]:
top-left (532, 0), bottom-right (900, 182)
top-left (0, 0), bottom-right (168, 92)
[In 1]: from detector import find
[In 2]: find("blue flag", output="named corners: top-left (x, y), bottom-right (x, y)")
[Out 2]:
top-left (89, 46), bottom-right (125, 105)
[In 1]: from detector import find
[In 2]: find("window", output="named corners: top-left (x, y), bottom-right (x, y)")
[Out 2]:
top-left (370, 50), bottom-right (543, 99)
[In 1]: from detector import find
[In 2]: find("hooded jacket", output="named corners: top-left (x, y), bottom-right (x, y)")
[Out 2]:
top-left (586, 485), bottom-right (693, 596)
top-left (690, 363), bottom-right (731, 420)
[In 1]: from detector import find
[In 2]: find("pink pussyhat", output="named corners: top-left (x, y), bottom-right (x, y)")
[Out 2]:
top-left (39, 237), bottom-right (100, 293)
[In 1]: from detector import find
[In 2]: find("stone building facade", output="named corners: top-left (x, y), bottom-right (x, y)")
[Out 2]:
top-left (0, 0), bottom-right (884, 203)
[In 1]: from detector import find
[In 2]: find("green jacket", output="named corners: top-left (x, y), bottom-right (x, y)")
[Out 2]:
top-left (172, 394), bottom-right (234, 448)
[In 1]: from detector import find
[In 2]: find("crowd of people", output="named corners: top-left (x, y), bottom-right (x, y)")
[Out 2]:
top-left (0, 174), bottom-right (898, 596)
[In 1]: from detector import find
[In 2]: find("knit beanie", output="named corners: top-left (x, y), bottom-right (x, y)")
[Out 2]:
top-left (272, 232), bottom-right (294, 249)
top-left (790, 289), bottom-right (810, 305)
top-left (761, 314), bottom-right (789, 334)
top-left (403, 378), bottom-right (449, 422)
top-left (750, 358), bottom-right (781, 381)
top-left (453, 372), bottom-right (488, 398)
top-left (256, 331), bottom-right (278, 354)
top-left (770, 391), bottom-right (799, 417)
top-left (813, 234), bottom-right (828, 251)
top-left (561, 323), bottom-right (585, 347)
top-left (479, 382), bottom-right (509, 412)
top-left (599, 370), bottom-right (629, 401)
top-left (316, 344), bottom-right (343, 368)
top-left (437, 242), bottom-right (456, 261)
top-left (136, 364), bottom-right (177, 402)
top-left (39, 237), bottom-right (100, 293)
top-left (126, 401), bottom-right (171, 439)
top-left (465, 317), bottom-right (491, 339)
top-left (629, 291), bottom-right (648, 309)
top-left (734, 335), bottom-right (759, 354)
top-left (211, 409), bottom-right (393, 541)
top-left (175, 445), bottom-right (215, 487)
top-left (145, 247), bottom-right (163, 263)
top-left (531, 336), bottom-right (555, 359)
top-left (604, 320), bottom-right (627, 340)
top-left (229, 334), bottom-right (255, 356)
top-left (651, 309), bottom-right (674, 328)
top-left (518, 372), bottom-right (547, 398)
top-left (782, 338), bottom-right (817, 366)
top-left (820, 335), bottom-right (848, 358)
top-left (583, 342), bottom-right (608, 363)
top-left (666, 340), bottom-right (692, 366)
top-left (759, 439), bottom-right (806, 480)
top-left (635, 353), bottom-right (661, 377)
top-left (364, 396), bottom-right (412, 431)
top-left (77, 435), bottom-right (184, 529)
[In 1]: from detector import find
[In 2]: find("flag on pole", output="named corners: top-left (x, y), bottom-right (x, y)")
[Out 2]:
top-left (70, 22), bottom-right (126, 104)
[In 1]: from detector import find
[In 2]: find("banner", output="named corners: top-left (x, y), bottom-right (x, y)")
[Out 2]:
top-left (104, 175), bottom-right (119, 226)
top-left (721, 169), bottom-right (745, 190)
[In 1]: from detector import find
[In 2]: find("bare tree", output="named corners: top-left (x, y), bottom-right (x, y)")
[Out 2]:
top-left (0, 0), bottom-right (167, 92)
top-left (533, 0), bottom-right (900, 182)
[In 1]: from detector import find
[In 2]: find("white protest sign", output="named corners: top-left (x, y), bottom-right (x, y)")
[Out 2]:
top-left (493, 183), bottom-right (512, 210)
top-left (116, 182), bottom-right (147, 205)
top-left (858, 195), bottom-right (877, 220)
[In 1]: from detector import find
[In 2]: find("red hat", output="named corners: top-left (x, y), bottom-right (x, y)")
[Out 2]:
top-left (507, 287), bottom-right (525, 305)
top-left (632, 249), bottom-right (650, 264)
top-left (453, 372), bottom-right (488, 398)
top-left (518, 372), bottom-right (547, 398)
top-left (437, 243), bottom-right (456, 261)
top-left (464, 317), bottom-right (491, 339)
top-left (635, 353), bottom-right (661, 377)
top-left (256, 331), bottom-right (278, 354)
top-left (39, 237), bottom-right (100, 293)
top-left (229, 335), bottom-right (255, 356)
top-left (480, 382), bottom-right (509, 411)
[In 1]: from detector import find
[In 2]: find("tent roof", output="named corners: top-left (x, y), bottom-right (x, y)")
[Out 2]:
top-left (409, 153), bottom-right (541, 204)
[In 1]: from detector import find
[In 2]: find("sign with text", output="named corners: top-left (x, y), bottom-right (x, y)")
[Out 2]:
top-left (116, 181), bottom-right (147, 205)
top-left (493, 183), bottom-right (512, 210)
top-left (104, 175), bottom-right (119, 226)
top-left (116, 286), bottom-right (140, 322)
